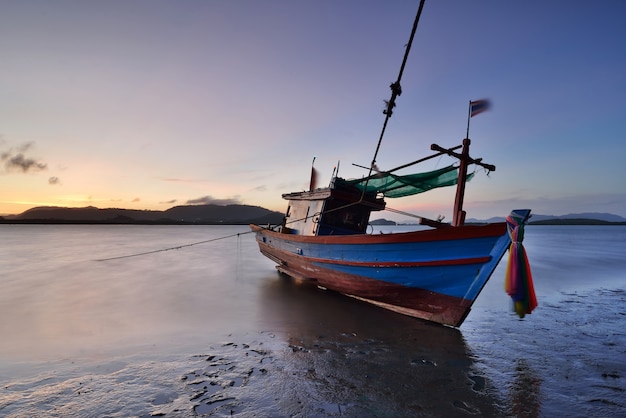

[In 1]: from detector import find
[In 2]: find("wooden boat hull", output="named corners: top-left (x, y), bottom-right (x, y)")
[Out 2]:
top-left (250, 223), bottom-right (511, 327)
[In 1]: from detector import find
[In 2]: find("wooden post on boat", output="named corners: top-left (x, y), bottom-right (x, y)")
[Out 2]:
top-left (452, 138), bottom-right (471, 226)
top-left (309, 156), bottom-right (318, 191)
top-left (431, 139), bottom-right (495, 227)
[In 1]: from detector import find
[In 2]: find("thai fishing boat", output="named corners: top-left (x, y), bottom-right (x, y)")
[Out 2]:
top-left (250, 1), bottom-right (536, 327)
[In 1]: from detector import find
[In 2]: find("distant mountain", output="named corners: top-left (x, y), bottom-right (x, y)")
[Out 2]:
top-left (467, 212), bottom-right (626, 224)
top-left (4, 204), bottom-right (285, 225)
top-left (12, 206), bottom-right (162, 222)
top-left (162, 204), bottom-right (280, 223)
top-left (543, 212), bottom-right (626, 222)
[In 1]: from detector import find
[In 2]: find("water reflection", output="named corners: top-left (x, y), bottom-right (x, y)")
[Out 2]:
top-left (510, 358), bottom-right (542, 418)
top-left (254, 275), bottom-right (505, 416)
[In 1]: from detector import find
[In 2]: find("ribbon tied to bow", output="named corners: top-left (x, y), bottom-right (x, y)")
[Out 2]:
top-left (504, 209), bottom-right (537, 318)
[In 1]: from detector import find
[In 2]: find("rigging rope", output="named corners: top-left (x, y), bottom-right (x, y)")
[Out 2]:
top-left (367, 0), bottom-right (426, 182)
top-left (264, 3), bottom-right (430, 228)
top-left (383, 206), bottom-right (424, 220)
top-left (94, 230), bottom-right (254, 262)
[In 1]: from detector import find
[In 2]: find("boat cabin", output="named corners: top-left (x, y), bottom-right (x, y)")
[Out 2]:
top-left (279, 178), bottom-right (385, 236)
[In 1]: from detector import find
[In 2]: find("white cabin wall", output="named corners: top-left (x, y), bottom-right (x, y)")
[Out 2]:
top-left (283, 199), bottom-right (325, 236)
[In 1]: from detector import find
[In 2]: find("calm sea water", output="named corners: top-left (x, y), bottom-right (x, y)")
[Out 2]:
top-left (0, 224), bottom-right (624, 417)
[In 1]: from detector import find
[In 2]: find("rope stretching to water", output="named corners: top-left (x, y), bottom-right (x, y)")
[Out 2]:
top-left (95, 203), bottom-right (425, 262)
top-left (94, 230), bottom-right (254, 262)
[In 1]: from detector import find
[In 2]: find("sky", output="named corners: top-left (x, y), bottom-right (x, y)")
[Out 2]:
top-left (1, 0), bottom-right (625, 221)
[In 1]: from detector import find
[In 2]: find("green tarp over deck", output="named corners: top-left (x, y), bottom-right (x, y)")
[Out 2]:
top-left (346, 165), bottom-right (472, 198)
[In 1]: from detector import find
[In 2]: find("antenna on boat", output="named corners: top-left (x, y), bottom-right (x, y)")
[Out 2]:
top-left (329, 160), bottom-right (340, 186)
top-left (309, 156), bottom-right (317, 191)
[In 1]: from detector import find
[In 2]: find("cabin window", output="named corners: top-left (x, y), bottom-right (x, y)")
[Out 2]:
top-left (318, 201), bottom-right (370, 235)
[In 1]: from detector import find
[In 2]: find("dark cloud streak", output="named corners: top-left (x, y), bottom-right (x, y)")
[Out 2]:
top-left (4, 153), bottom-right (48, 172)
top-left (17, 142), bottom-right (34, 153)
top-left (186, 195), bottom-right (241, 205)
top-left (1, 141), bottom-right (48, 173)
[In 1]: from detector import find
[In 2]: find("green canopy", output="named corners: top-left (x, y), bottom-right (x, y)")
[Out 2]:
top-left (345, 165), bottom-right (471, 198)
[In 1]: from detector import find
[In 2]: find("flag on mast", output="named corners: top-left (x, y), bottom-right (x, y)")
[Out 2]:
top-left (470, 99), bottom-right (490, 117)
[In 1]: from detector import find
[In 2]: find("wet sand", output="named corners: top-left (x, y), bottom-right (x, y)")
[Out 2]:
top-left (177, 279), bottom-right (505, 417)
top-left (2, 278), bottom-right (505, 417)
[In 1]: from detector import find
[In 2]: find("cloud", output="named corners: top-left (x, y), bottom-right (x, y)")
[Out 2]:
top-left (160, 199), bottom-right (178, 204)
top-left (3, 153), bottom-right (48, 172)
top-left (17, 142), bottom-right (34, 153)
top-left (132, 197), bottom-right (141, 202)
top-left (1, 141), bottom-right (48, 173)
top-left (162, 177), bottom-right (205, 183)
top-left (186, 195), bottom-right (241, 205)
top-left (48, 176), bottom-right (61, 185)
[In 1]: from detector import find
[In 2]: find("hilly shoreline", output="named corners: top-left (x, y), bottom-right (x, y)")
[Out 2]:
top-left (0, 205), bottom-right (285, 225)
top-left (1, 205), bottom-right (625, 226)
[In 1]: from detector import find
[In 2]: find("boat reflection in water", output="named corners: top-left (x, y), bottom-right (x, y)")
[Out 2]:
top-left (252, 275), bottom-right (515, 416)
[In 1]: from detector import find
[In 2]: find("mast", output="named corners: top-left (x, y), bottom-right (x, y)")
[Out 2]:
top-left (431, 139), bottom-right (495, 227)
top-left (359, 0), bottom-right (426, 202)
top-left (453, 138), bottom-right (471, 226)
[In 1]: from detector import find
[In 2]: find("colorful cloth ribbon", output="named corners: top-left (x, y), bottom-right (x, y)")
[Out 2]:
top-left (504, 209), bottom-right (537, 318)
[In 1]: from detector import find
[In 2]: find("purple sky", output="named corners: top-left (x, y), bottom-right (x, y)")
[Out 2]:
top-left (1, 0), bottom-right (625, 220)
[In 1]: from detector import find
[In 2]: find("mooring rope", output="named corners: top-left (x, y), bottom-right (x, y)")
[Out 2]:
top-left (94, 230), bottom-right (255, 262)
top-left (95, 204), bottom-right (429, 262)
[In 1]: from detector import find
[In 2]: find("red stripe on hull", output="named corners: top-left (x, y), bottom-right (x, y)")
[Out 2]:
top-left (305, 255), bottom-right (491, 268)
top-left (250, 223), bottom-right (506, 245)
top-left (259, 244), bottom-right (472, 327)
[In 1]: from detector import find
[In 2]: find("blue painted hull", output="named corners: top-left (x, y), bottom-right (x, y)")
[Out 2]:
top-left (251, 223), bottom-right (511, 327)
